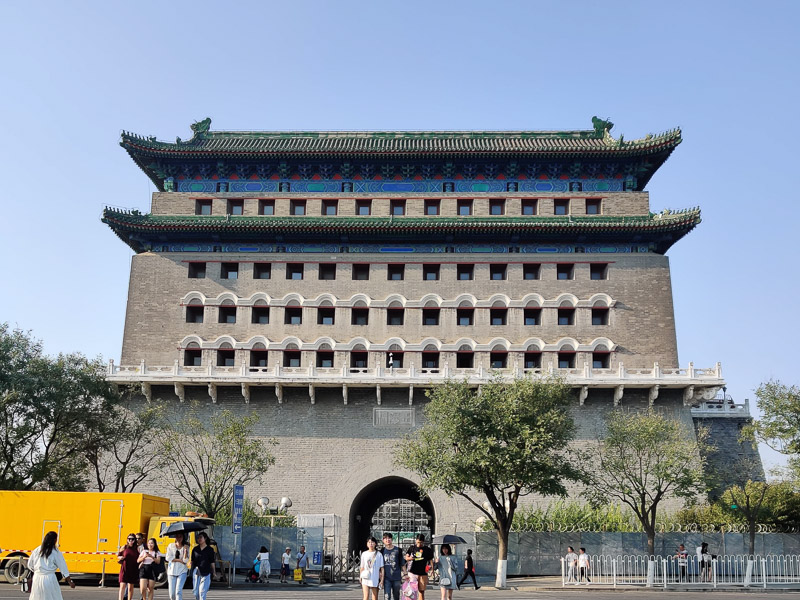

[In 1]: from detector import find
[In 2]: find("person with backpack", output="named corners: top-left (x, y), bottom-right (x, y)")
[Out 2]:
top-left (255, 547), bottom-right (270, 583)
top-left (381, 533), bottom-right (404, 600)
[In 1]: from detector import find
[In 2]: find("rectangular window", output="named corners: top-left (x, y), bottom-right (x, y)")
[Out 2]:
top-left (286, 263), bottom-right (304, 280)
top-left (422, 264), bottom-right (440, 281)
top-left (319, 264), bottom-right (337, 280)
top-left (422, 309), bottom-right (440, 326)
top-left (586, 198), bottom-right (602, 215)
top-left (593, 352), bottom-right (610, 369)
top-left (188, 262), bottom-right (206, 279)
top-left (558, 353), bottom-right (575, 369)
top-left (490, 352), bottom-right (507, 369)
top-left (489, 199), bottom-right (505, 215)
top-left (351, 352), bottom-right (368, 369)
top-left (253, 263), bottom-right (271, 279)
top-left (390, 199), bottom-right (406, 216)
top-left (284, 307), bottom-right (302, 325)
top-left (490, 308), bottom-right (507, 325)
top-left (558, 308), bottom-right (575, 325)
top-left (195, 200), bottom-right (212, 215)
top-left (258, 199), bottom-right (275, 215)
top-left (317, 352), bottom-right (334, 368)
top-left (218, 306), bottom-right (236, 324)
top-left (386, 352), bottom-right (403, 368)
top-left (184, 349), bottom-right (202, 367)
top-left (283, 351), bottom-right (301, 367)
top-left (217, 350), bottom-right (235, 367)
top-left (524, 352), bottom-right (541, 369)
top-left (387, 264), bottom-right (405, 280)
top-left (352, 264), bottom-right (370, 280)
top-left (387, 309), bottom-right (404, 326)
top-left (556, 264), bottom-right (574, 280)
top-left (356, 200), bottom-right (372, 216)
top-left (186, 306), bottom-right (204, 323)
top-left (457, 264), bottom-right (474, 280)
top-left (590, 263), bottom-right (608, 280)
top-left (554, 199), bottom-right (570, 215)
top-left (421, 353), bottom-right (439, 369)
top-left (227, 199), bottom-right (244, 215)
top-left (251, 307), bottom-right (270, 324)
top-left (457, 199), bottom-right (473, 216)
top-left (351, 308), bottom-right (369, 325)
top-left (489, 264), bottom-right (507, 280)
top-left (521, 199), bottom-right (538, 215)
top-left (523, 263), bottom-right (540, 280)
top-left (290, 200), bottom-right (306, 215)
top-left (524, 308), bottom-right (541, 326)
top-left (424, 199), bottom-right (440, 216)
top-left (457, 308), bottom-right (474, 326)
top-left (250, 351), bottom-right (268, 367)
top-left (221, 262), bottom-right (239, 279)
top-left (592, 308), bottom-right (609, 326)
top-left (317, 307), bottom-right (335, 325)
top-left (456, 353), bottom-right (474, 368)
top-left (321, 200), bottom-right (338, 216)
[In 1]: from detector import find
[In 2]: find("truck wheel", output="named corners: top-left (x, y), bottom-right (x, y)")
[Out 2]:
top-left (4, 558), bottom-right (26, 584)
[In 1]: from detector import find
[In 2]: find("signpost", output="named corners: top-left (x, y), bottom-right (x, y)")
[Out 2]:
top-left (230, 484), bottom-right (244, 587)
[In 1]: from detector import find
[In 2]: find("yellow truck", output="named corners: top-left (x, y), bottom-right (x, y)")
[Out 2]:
top-left (0, 491), bottom-right (224, 584)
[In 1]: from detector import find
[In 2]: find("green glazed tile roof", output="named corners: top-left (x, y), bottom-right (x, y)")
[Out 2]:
top-left (102, 207), bottom-right (700, 254)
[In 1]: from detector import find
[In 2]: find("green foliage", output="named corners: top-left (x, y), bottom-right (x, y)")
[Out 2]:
top-left (0, 323), bottom-right (121, 490)
top-left (749, 381), bottom-right (800, 478)
top-left (399, 376), bottom-right (583, 572)
top-left (495, 501), bottom-right (639, 532)
top-left (586, 409), bottom-right (709, 554)
top-left (674, 503), bottom-right (742, 527)
top-left (160, 409), bottom-right (276, 518)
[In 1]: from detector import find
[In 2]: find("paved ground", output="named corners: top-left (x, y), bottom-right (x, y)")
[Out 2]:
top-left (1, 578), bottom-right (799, 599)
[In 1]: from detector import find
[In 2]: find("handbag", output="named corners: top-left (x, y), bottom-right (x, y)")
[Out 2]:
top-left (21, 573), bottom-right (32, 593)
top-left (293, 568), bottom-right (303, 581)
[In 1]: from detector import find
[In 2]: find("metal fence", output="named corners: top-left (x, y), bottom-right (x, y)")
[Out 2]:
top-left (561, 554), bottom-right (800, 588)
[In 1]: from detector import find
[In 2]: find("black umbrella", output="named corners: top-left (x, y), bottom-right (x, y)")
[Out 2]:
top-left (163, 521), bottom-right (207, 537)
top-left (430, 534), bottom-right (467, 545)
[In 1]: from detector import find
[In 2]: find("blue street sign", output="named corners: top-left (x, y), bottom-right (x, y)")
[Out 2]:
top-left (232, 484), bottom-right (245, 535)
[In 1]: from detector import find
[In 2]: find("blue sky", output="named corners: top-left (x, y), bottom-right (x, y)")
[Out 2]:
top-left (1, 1), bottom-right (798, 469)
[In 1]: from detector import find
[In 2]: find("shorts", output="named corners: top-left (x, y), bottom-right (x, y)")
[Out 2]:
top-left (139, 564), bottom-right (154, 581)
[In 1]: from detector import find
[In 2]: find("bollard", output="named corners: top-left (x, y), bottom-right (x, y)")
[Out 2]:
top-left (99, 557), bottom-right (106, 588)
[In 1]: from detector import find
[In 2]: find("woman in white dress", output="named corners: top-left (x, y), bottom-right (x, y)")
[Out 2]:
top-left (29, 531), bottom-right (75, 600)
top-left (359, 537), bottom-right (384, 600)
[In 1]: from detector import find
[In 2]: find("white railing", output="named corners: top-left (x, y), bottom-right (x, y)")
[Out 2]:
top-left (691, 398), bottom-right (751, 417)
top-left (561, 554), bottom-right (800, 589)
top-left (107, 359), bottom-right (724, 388)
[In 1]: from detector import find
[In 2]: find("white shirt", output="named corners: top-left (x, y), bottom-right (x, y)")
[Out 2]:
top-left (577, 553), bottom-right (590, 568)
top-left (29, 546), bottom-right (70, 577)
top-left (166, 543), bottom-right (188, 577)
top-left (565, 552), bottom-right (578, 566)
top-left (281, 552), bottom-right (291, 565)
top-left (360, 550), bottom-right (384, 588)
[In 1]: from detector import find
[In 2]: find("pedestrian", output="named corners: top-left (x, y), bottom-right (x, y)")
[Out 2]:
top-left (435, 544), bottom-right (458, 600)
top-left (564, 546), bottom-right (578, 585)
top-left (295, 545), bottom-right (309, 585)
top-left (457, 549), bottom-right (479, 590)
top-left (255, 546), bottom-right (270, 583)
top-left (381, 532), bottom-right (404, 600)
top-left (118, 533), bottom-right (140, 600)
top-left (28, 531), bottom-right (75, 600)
top-left (280, 546), bottom-right (291, 583)
top-left (190, 532), bottom-right (216, 600)
top-left (696, 542), bottom-right (711, 582)
top-left (405, 534), bottom-right (434, 600)
top-left (137, 538), bottom-right (161, 600)
top-left (675, 544), bottom-right (688, 581)
top-left (360, 537), bottom-right (385, 600)
top-left (165, 533), bottom-right (189, 600)
top-left (577, 548), bottom-right (591, 585)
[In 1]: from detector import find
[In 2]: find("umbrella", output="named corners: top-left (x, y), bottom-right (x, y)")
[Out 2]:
top-left (430, 534), bottom-right (467, 545)
top-left (163, 521), bottom-right (207, 537)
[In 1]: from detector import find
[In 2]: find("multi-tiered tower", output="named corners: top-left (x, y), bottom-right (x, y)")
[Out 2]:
top-left (105, 117), bottom-right (732, 549)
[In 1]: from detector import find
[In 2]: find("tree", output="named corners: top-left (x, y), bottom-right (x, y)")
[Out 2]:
top-left (585, 410), bottom-right (709, 555)
top-left (399, 377), bottom-right (584, 588)
top-left (83, 399), bottom-right (168, 492)
top-left (0, 324), bottom-right (120, 490)
top-left (721, 479), bottom-right (770, 555)
top-left (749, 381), bottom-right (800, 478)
top-left (159, 409), bottom-right (276, 518)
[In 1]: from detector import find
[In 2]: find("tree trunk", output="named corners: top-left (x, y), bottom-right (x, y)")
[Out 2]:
top-left (748, 518), bottom-right (756, 556)
top-left (495, 526), bottom-right (509, 588)
top-left (644, 525), bottom-right (656, 556)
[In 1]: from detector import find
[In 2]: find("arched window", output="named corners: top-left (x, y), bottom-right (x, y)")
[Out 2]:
top-left (284, 343), bottom-right (301, 367)
top-left (250, 342), bottom-right (268, 368)
top-left (184, 342), bottom-right (202, 367)
top-left (217, 342), bottom-right (235, 367)
top-left (456, 343), bottom-right (474, 369)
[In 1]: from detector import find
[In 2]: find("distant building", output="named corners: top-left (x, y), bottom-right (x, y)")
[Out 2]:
top-left (104, 117), bottom-right (759, 549)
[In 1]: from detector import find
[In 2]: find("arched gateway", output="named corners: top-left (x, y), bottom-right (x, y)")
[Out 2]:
top-left (349, 477), bottom-right (435, 553)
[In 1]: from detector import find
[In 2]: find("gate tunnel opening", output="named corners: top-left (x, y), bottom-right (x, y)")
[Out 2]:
top-left (348, 476), bottom-right (435, 552)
